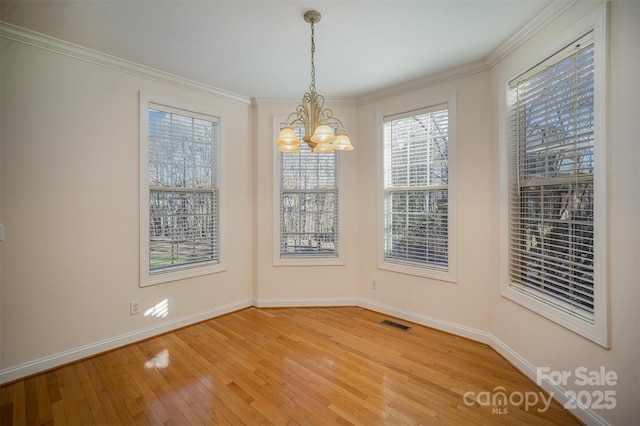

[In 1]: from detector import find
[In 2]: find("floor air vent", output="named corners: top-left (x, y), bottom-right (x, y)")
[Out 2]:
top-left (381, 319), bottom-right (411, 331)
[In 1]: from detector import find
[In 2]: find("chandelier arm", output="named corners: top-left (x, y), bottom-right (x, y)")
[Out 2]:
top-left (319, 106), bottom-right (333, 122)
top-left (285, 111), bottom-right (302, 126)
top-left (316, 105), bottom-right (344, 129)
top-left (298, 98), bottom-right (312, 137)
top-left (325, 115), bottom-right (346, 132)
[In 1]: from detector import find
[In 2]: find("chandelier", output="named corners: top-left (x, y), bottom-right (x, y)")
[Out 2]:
top-left (276, 10), bottom-right (354, 153)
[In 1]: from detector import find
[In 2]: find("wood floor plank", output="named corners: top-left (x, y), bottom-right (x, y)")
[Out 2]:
top-left (10, 381), bottom-right (26, 426)
top-left (0, 383), bottom-right (13, 426)
top-left (1, 307), bottom-right (582, 425)
top-left (23, 377), bottom-right (39, 426)
top-left (35, 375), bottom-right (53, 425)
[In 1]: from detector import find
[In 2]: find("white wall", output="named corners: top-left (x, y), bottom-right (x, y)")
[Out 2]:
top-left (0, 35), bottom-right (254, 380)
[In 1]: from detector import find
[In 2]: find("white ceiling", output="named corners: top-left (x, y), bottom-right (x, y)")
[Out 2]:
top-left (1, 0), bottom-right (556, 100)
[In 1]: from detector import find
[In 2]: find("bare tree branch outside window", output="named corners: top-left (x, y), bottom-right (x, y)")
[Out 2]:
top-left (148, 108), bottom-right (219, 272)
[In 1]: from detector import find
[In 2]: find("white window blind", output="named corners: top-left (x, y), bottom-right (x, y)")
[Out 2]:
top-left (383, 105), bottom-right (449, 269)
top-left (280, 126), bottom-right (338, 257)
top-left (147, 103), bottom-right (219, 273)
top-left (508, 33), bottom-right (596, 321)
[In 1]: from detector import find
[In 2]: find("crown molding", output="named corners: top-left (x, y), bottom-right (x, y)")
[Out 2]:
top-left (485, 0), bottom-right (578, 66)
top-left (356, 59), bottom-right (489, 105)
top-left (356, 0), bottom-right (578, 105)
top-left (0, 21), bottom-right (251, 105)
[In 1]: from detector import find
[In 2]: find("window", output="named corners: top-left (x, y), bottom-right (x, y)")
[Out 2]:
top-left (501, 4), bottom-right (608, 347)
top-left (140, 93), bottom-right (224, 286)
top-left (380, 101), bottom-right (455, 281)
top-left (274, 122), bottom-right (342, 265)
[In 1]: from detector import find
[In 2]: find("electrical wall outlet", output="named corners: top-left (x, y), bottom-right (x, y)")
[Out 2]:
top-left (372, 279), bottom-right (377, 290)
top-left (130, 300), bottom-right (141, 315)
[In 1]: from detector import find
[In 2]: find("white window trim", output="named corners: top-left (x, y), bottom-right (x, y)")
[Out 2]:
top-left (272, 115), bottom-right (345, 266)
top-left (376, 95), bottom-right (457, 282)
top-left (498, 4), bottom-right (608, 347)
top-left (139, 91), bottom-right (226, 286)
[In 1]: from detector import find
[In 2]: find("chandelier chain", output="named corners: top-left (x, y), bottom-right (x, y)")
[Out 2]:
top-left (310, 21), bottom-right (316, 92)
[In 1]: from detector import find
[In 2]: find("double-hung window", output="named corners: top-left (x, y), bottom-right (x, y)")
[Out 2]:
top-left (502, 5), bottom-right (608, 347)
top-left (381, 101), bottom-right (455, 281)
top-left (140, 94), bottom-right (223, 286)
top-left (275, 123), bottom-right (341, 265)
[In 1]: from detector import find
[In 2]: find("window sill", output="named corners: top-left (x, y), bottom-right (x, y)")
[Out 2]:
top-left (378, 259), bottom-right (456, 283)
top-left (140, 263), bottom-right (225, 287)
top-left (501, 284), bottom-right (608, 348)
top-left (274, 256), bottom-right (345, 267)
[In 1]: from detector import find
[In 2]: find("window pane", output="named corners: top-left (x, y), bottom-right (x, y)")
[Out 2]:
top-left (281, 191), bottom-right (337, 255)
top-left (385, 189), bottom-right (448, 267)
top-left (280, 127), bottom-right (338, 257)
top-left (149, 190), bottom-right (218, 270)
top-left (383, 106), bottom-right (449, 269)
top-left (148, 107), bottom-right (219, 272)
top-left (509, 39), bottom-right (595, 319)
top-left (149, 110), bottom-right (217, 189)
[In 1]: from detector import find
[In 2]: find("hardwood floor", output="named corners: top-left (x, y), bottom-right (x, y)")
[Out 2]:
top-left (1, 307), bottom-right (581, 425)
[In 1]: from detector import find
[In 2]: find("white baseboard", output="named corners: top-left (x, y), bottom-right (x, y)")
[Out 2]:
top-left (0, 298), bottom-right (252, 384)
top-left (489, 335), bottom-right (608, 426)
top-left (357, 298), bottom-right (494, 345)
top-left (357, 298), bottom-right (608, 426)
top-left (254, 297), bottom-right (357, 308)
